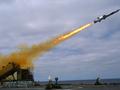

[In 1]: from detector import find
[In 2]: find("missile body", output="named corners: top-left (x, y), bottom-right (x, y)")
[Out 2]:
top-left (94, 9), bottom-right (120, 23)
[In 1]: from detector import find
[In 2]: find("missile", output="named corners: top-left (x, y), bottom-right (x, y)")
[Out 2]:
top-left (94, 9), bottom-right (120, 23)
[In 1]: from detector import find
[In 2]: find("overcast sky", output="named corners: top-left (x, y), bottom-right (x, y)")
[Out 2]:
top-left (0, 0), bottom-right (120, 81)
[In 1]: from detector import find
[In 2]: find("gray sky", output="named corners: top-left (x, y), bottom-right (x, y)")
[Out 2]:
top-left (0, 0), bottom-right (120, 81)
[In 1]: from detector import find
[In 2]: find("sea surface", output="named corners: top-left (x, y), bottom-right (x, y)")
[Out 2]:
top-left (40, 78), bottom-right (120, 85)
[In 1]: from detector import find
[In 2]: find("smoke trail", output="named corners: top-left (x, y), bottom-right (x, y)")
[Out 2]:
top-left (0, 22), bottom-right (93, 69)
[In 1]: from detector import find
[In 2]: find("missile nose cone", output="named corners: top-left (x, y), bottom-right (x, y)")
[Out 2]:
top-left (116, 9), bottom-right (120, 12)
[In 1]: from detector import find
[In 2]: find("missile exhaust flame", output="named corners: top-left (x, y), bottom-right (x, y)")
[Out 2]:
top-left (0, 22), bottom-right (93, 69)
top-left (55, 23), bottom-right (93, 43)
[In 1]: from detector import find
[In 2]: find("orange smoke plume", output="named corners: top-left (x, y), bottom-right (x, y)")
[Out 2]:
top-left (0, 22), bottom-right (93, 69)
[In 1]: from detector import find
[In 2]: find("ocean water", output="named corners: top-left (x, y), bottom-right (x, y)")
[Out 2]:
top-left (58, 79), bottom-right (120, 85)
top-left (40, 78), bottom-right (120, 85)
